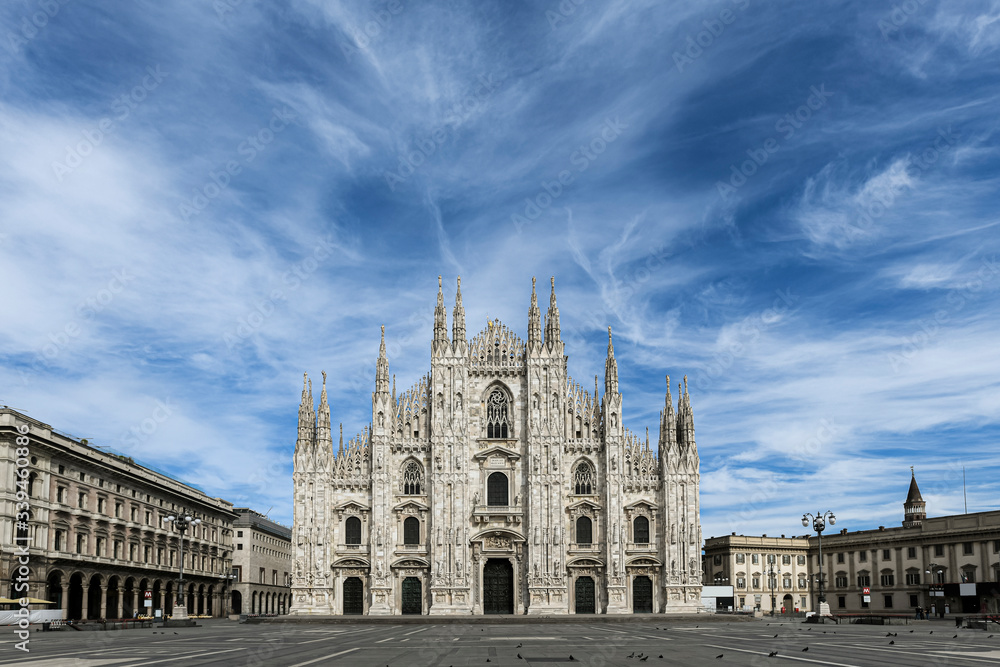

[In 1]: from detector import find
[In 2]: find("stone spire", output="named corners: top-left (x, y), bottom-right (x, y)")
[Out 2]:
top-left (544, 276), bottom-right (561, 346)
top-left (660, 374), bottom-right (676, 450)
top-left (452, 276), bottom-right (466, 344)
top-left (296, 372), bottom-right (315, 451)
top-left (677, 376), bottom-right (697, 462)
top-left (527, 276), bottom-right (542, 349)
top-left (375, 325), bottom-right (390, 395)
top-left (604, 326), bottom-right (619, 395)
top-left (903, 467), bottom-right (926, 528)
top-left (433, 275), bottom-right (449, 348)
top-left (337, 422), bottom-right (344, 456)
top-left (317, 370), bottom-right (332, 449)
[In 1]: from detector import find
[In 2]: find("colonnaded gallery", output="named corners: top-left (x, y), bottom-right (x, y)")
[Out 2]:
top-left (289, 277), bottom-right (702, 615)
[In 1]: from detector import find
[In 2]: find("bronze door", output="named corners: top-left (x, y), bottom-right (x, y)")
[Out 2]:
top-left (401, 577), bottom-right (422, 615)
top-left (575, 576), bottom-right (596, 614)
top-left (632, 575), bottom-right (653, 613)
top-left (483, 559), bottom-right (514, 614)
top-left (343, 577), bottom-right (364, 615)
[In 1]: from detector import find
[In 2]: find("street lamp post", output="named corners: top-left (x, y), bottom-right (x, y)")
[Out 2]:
top-left (802, 510), bottom-right (836, 614)
top-left (768, 562), bottom-right (781, 616)
top-left (165, 511), bottom-right (201, 620)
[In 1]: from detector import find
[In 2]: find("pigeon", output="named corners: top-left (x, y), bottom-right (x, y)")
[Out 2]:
top-left (989, 634), bottom-right (995, 638)
top-left (802, 647), bottom-right (809, 652)
top-left (889, 640), bottom-right (894, 645)
top-left (516, 643), bottom-right (522, 648)
top-left (909, 630), bottom-right (914, 633)
top-left (659, 656), bottom-right (664, 659)
top-left (715, 654), bottom-right (724, 659)
top-left (768, 651), bottom-right (778, 657)
top-left (773, 634), bottom-right (778, 638)
top-left (518, 655), bottom-right (522, 660)
top-left (628, 653), bottom-right (635, 659)
top-left (641, 658), bottom-right (649, 663)
top-left (929, 631), bottom-right (933, 634)
top-left (953, 635), bottom-right (958, 639)
top-left (486, 660), bottom-right (490, 663)
top-left (569, 657), bottom-right (575, 662)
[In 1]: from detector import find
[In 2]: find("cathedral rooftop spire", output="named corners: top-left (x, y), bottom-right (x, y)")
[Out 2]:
top-left (317, 370), bottom-right (332, 447)
top-left (434, 275), bottom-right (449, 346)
top-left (604, 326), bottom-right (619, 394)
top-left (376, 325), bottom-right (390, 394)
top-left (452, 276), bottom-right (466, 344)
top-left (528, 276), bottom-right (542, 348)
top-left (544, 276), bottom-right (561, 346)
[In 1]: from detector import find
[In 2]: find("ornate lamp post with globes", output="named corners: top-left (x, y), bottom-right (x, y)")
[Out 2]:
top-left (165, 511), bottom-right (201, 620)
top-left (802, 510), bottom-right (835, 615)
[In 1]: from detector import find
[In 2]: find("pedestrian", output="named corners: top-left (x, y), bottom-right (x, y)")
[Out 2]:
top-left (915, 605), bottom-right (921, 619)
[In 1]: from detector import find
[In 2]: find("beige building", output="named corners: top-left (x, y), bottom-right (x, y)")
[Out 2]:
top-left (704, 473), bottom-right (1000, 616)
top-left (1, 408), bottom-right (236, 619)
top-left (231, 507), bottom-right (292, 615)
top-left (291, 277), bottom-right (703, 615)
top-left (703, 535), bottom-right (812, 614)
top-left (811, 473), bottom-right (1000, 615)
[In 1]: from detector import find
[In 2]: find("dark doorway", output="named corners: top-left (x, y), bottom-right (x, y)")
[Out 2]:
top-left (401, 577), bottom-right (422, 614)
top-left (632, 575), bottom-right (653, 613)
top-left (68, 573), bottom-right (84, 620)
top-left (782, 594), bottom-right (793, 614)
top-left (483, 559), bottom-right (514, 614)
top-left (231, 590), bottom-right (242, 614)
top-left (343, 577), bottom-right (364, 615)
top-left (575, 576), bottom-right (596, 614)
top-left (106, 576), bottom-right (120, 619)
top-left (123, 578), bottom-right (135, 618)
top-left (46, 572), bottom-right (62, 606)
top-left (87, 575), bottom-right (102, 619)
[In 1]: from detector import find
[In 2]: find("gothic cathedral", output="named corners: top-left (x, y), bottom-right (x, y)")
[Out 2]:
top-left (290, 277), bottom-right (703, 615)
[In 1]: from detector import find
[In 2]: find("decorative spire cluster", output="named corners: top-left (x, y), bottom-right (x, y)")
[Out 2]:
top-left (452, 276), bottom-right (466, 344)
top-left (375, 325), bottom-right (390, 395)
top-left (528, 276), bottom-right (542, 349)
top-left (604, 326), bottom-right (619, 395)
top-left (433, 275), bottom-right (449, 348)
top-left (544, 277), bottom-right (561, 347)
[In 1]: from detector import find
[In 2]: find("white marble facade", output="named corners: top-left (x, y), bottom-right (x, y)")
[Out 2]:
top-left (289, 277), bottom-right (702, 615)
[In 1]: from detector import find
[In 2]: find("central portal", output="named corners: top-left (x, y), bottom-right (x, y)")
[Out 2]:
top-left (401, 577), bottom-right (422, 615)
top-left (483, 559), bottom-right (514, 614)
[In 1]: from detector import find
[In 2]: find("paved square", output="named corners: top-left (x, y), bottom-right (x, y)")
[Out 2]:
top-left (2, 618), bottom-right (999, 666)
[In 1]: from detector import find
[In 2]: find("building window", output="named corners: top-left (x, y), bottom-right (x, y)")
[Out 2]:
top-left (782, 555), bottom-right (791, 565)
top-left (131, 507), bottom-right (138, 522)
top-left (633, 516), bottom-right (649, 544)
top-left (115, 503), bottom-right (122, 518)
top-left (861, 596), bottom-right (869, 608)
top-left (798, 577), bottom-right (806, 588)
top-left (797, 555), bottom-right (806, 565)
top-left (934, 544), bottom-right (944, 557)
top-left (993, 540), bottom-right (1000, 554)
top-left (485, 389), bottom-right (511, 438)
top-left (77, 492), bottom-right (86, 509)
top-left (237, 530), bottom-right (243, 538)
top-left (880, 573), bottom-right (894, 586)
top-left (573, 461), bottom-right (595, 495)
top-left (838, 596), bottom-right (846, 609)
top-left (713, 554), bottom-right (722, 566)
top-left (836, 552), bottom-right (844, 563)
top-left (752, 577), bottom-right (760, 589)
top-left (157, 548), bottom-right (163, 564)
top-left (905, 572), bottom-right (920, 585)
top-left (487, 472), bottom-right (509, 506)
top-left (54, 530), bottom-right (64, 551)
top-left (145, 511), bottom-right (152, 525)
top-left (76, 534), bottom-right (85, 554)
top-left (907, 547), bottom-right (916, 558)
top-left (273, 570), bottom-right (278, 585)
top-left (782, 576), bottom-right (792, 589)
top-left (79, 472), bottom-right (85, 481)
top-left (58, 465), bottom-right (65, 474)
top-left (882, 549), bottom-right (891, 560)
top-left (752, 554), bottom-right (759, 565)
top-left (576, 516), bottom-right (593, 545)
top-left (909, 593), bottom-right (919, 606)
top-left (736, 553), bottom-right (745, 564)
top-left (402, 460), bottom-right (424, 495)
top-left (961, 569), bottom-right (976, 583)
top-left (259, 568), bottom-right (265, 584)
top-left (857, 574), bottom-right (871, 587)
top-left (129, 544), bottom-right (136, 560)
top-left (767, 554), bottom-right (776, 565)
top-left (233, 566), bottom-right (242, 582)
top-left (736, 577), bottom-right (746, 589)
top-left (835, 575), bottom-right (848, 588)
top-left (95, 536), bottom-right (105, 556)
top-left (859, 551), bottom-right (867, 562)
top-left (403, 517), bottom-right (420, 545)
top-left (345, 516), bottom-right (362, 545)
top-left (884, 595), bottom-right (893, 608)
top-left (144, 545), bottom-right (151, 562)
top-left (963, 542), bottom-right (974, 555)
top-left (237, 544), bottom-right (243, 550)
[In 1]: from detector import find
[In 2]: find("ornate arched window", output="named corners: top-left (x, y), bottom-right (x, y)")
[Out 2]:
top-left (576, 516), bottom-right (592, 545)
top-left (633, 516), bottom-right (649, 544)
top-left (486, 389), bottom-right (511, 439)
top-left (345, 516), bottom-right (361, 545)
top-left (487, 472), bottom-right (509, 506)
top-left (402, 460), bottom-right (423, 495)
top-left (403, 517), bottom-right (420, 545)
top-left (573, 461), bottom-right (595, 495)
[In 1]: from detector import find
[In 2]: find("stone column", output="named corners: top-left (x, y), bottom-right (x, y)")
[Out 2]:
top-left (100, 585), bottom-right (108, 619)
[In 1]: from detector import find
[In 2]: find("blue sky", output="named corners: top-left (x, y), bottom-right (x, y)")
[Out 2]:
top-left (2, 0), bottom-right (999, 539)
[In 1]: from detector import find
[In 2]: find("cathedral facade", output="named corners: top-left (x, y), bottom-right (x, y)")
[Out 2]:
top-left (290, 278), bottom-right (702, 615)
